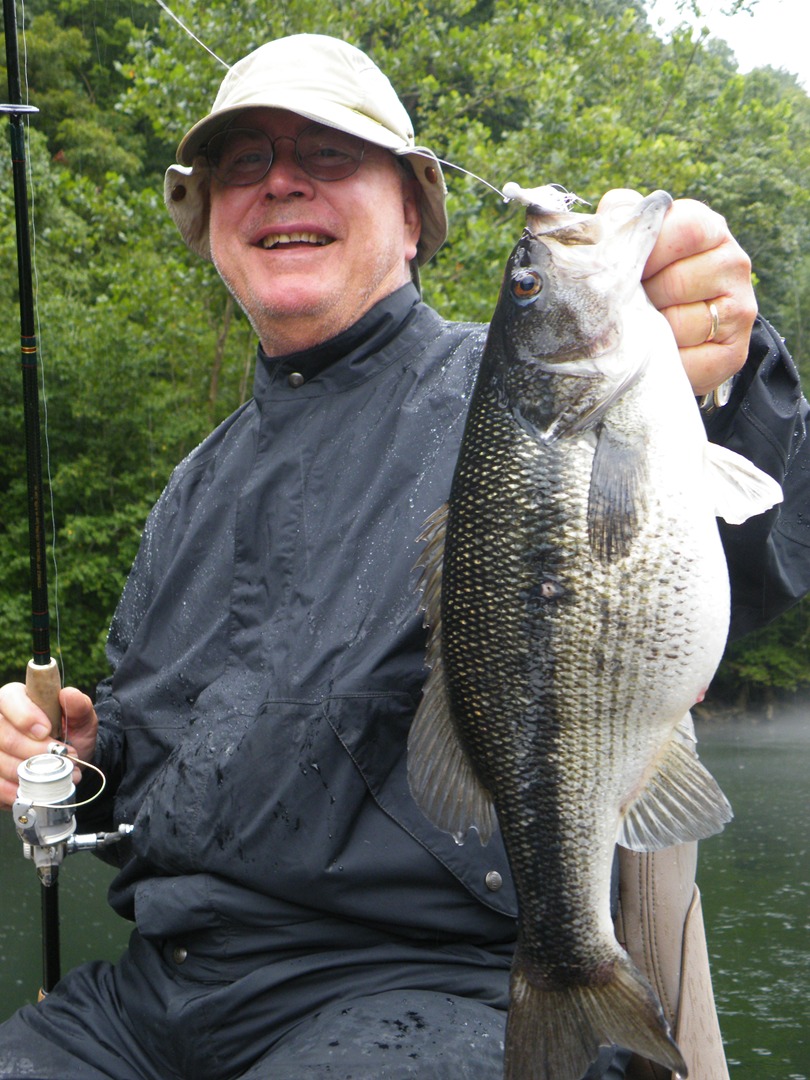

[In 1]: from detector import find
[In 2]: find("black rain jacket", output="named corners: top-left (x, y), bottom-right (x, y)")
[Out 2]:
top-left (77, 284), bottom-right (810, 1026)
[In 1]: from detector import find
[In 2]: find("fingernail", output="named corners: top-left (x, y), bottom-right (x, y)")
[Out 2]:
top-left (31, 723), bottom-right (49, 739)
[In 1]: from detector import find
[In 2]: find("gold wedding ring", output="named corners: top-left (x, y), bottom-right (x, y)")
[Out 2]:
top-left (704, 301), bottom-right (720, 344)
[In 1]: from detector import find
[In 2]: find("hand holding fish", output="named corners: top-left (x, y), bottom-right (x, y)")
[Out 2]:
top-left (597, 188), bottom-right (757, 397)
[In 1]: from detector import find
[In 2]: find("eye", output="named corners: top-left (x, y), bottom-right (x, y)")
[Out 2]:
top-left (297, 125), bottom-right (365, 179)
top-left (207, 130), bottom-right (271, 183)
top-left (231, 149), bottom-right (265, 167)
top-left (303, 145), bottom-right (353, 166)
top-left (510, 270), bottom-right (543, 305)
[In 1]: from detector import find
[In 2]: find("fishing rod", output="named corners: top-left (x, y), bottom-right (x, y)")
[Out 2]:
top-left (1, 0), bottom-right (62, 730)
top-left (2, 0), bottom-right (133, 1000)
top-left (2, 0), bottom-right (64, 995)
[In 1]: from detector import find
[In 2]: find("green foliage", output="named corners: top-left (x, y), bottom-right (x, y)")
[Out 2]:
top-left (711, 599), bottom-right (810, 704)
top-left (0, 124), bottom-right (250, 691)
top-left (1, 0), bottom-right (809, 696)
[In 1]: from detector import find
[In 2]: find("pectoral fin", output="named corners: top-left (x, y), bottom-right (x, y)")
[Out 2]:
top-left (619, 714), bottom-right (733, 852)
top-left (587, 425), bottom-right (649, 562)
top-left (706, 442), bottom-right (783, 524)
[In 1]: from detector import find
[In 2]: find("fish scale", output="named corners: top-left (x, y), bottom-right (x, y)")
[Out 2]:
top-left (408, 190), bottom-right (782, 1079)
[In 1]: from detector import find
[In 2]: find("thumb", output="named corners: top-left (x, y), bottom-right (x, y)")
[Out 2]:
top-left (60, 687), bottom-right (95, 730)
top-left (596, 187), bottom-right (643, 214)
top-left (59, 687), bottom-right (98, 765)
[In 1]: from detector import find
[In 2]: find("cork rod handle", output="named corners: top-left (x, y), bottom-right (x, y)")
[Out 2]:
top-left (25, 658), bottom-right (63, 740)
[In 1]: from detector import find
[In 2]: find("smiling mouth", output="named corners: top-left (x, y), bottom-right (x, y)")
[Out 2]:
top-left (260, 231), bottom-right (333, 250)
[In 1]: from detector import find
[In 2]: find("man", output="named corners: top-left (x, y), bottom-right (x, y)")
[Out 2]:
top-left (0, 33), bottom-right (808, 1080)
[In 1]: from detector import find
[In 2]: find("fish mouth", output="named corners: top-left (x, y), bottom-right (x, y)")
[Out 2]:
top-left (259, 231), bottom-right (334, 250)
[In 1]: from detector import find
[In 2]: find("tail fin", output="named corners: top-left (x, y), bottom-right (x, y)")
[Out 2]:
top-left (505, 953), bottom-right (688, 1080)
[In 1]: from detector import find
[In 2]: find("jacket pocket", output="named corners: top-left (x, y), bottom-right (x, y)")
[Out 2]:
top-left (326, 691), bottom-right (517, 921)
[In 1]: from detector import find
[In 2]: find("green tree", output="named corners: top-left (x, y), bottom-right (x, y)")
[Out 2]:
top-left (0, 129), bottom-right (251, 690)
top-left (1, 0), bottom-right (808, 697)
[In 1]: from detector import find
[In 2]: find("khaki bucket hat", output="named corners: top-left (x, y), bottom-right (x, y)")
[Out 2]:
top-left (164, 34), bottom-right (448, 266)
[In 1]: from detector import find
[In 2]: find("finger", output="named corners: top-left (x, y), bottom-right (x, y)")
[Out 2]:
top-left (659, 299), bottom-right (723, 350)
top-left (0, 681), bottom-right (53, 740)
top-left (643, 237), bottom-right (750, 313)
top-left (642, 198), bottom-right (729, 282)
top-left (0, 727), bottom-right (54, 763)
top-left (645, 224), bottom-right (756, 394)
top-left (0, 775), bottom-right (19, 810)
top-left (0, 733), bottom-right (56, 808)
top-left (669, 301), bottom-right (755, 396)
top-left (678, 341), bottom-right (749, 399)
top-left (595, 188), bottom-right (643, 214)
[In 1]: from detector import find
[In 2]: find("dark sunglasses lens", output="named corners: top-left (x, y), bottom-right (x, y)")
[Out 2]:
top-left (207, 129), bottom-right (272, 186)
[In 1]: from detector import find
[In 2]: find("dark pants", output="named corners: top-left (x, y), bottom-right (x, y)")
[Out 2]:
top-left (0, 933), bottom-right (629, 1079)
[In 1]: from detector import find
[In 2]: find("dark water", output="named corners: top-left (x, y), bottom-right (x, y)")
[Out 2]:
top-left (1, 708), bottom-right (808, 1078)
top-left (694, 706), bottom-right (809, 1079)
top-left (0, 815), bottom-right (130, 1013)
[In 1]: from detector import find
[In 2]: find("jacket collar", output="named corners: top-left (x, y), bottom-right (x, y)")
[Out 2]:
top-left (253, 284), bottom-right (421, 403)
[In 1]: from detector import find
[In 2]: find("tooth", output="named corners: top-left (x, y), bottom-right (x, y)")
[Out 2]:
top-left (261, 232), bottom-right (329, 248)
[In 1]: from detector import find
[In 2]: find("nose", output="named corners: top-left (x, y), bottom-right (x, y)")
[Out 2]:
top-left (260, 135), bottom-right (315, 200)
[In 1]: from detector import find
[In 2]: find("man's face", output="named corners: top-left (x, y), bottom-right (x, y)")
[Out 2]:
top-left (208, 109), bottom-right (422, 356)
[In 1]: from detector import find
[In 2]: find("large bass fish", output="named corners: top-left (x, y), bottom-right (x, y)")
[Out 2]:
top-left (408, 189), bottom-right (782, 1080)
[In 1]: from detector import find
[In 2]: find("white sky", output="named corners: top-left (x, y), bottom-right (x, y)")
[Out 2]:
top-left (647, 0), bottom-right (809, 90)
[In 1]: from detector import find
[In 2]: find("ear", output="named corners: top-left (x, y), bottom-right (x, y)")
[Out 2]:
top-left (402, 177), bottom-right (422, 264)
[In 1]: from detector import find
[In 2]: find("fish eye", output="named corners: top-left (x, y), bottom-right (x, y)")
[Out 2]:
top-left (510, 270), bottom-right (543, 305)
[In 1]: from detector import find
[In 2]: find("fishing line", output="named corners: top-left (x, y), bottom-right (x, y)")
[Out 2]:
top-left (21, 753), bottom-right (107, 811)
top-left (155, 0), bottom-right (230, 69)
top-left (439, 162), bottom-right (590, 217)
top-left (437, 159), bottom-right (509, 201)
top-left (150, 1), bottom-right (518, 201)
top-left (152, 0), bottom-right (594, 213)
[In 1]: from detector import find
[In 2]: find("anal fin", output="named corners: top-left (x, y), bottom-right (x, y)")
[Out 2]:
top-left (619, 715), bottom-right (732, 852)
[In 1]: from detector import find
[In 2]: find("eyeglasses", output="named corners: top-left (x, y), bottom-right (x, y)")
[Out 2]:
top-left (205, 124), bottom-right (366, 186)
